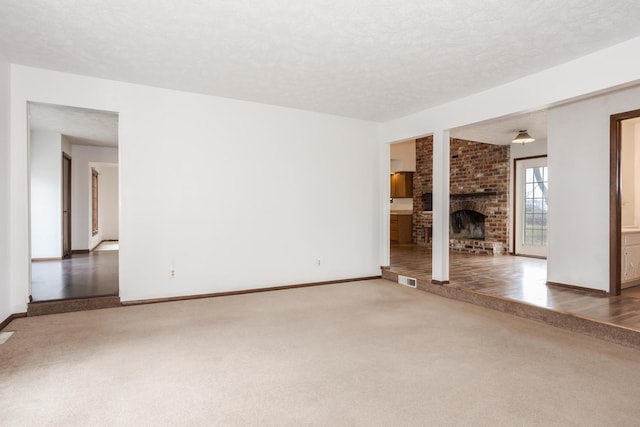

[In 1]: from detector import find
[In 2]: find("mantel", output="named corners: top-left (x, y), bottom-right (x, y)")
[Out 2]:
top-left (450, 191), bottom-right (499, 198)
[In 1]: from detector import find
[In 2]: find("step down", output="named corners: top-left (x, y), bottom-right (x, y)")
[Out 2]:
top-left (28, 296), bottom-right (122, 316)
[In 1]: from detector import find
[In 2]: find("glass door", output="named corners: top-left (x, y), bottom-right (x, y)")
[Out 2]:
top-left (515, 157), bottom-right (548, 257)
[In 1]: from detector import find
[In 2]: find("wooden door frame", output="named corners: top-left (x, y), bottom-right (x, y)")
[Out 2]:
top-left (91, 167), bottom-right (99, 236)
top-left (512, 155), bottom-right (547, 255)
top-left (62, 152), bottom-right (72, 258)
top-left (610, 108), bottom-right (640, 295)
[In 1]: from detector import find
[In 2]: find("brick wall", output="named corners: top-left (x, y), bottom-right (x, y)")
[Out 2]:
top-left (412, 137), bottom-right (510, 251)
top-left (413, 136), bottom-right (433, 244)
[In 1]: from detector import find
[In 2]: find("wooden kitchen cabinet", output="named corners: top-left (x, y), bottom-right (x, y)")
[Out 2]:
top-left (622, 231), bottom-right (640, 288)
top-left (390, 214), bottom-right (412, 244)
top-left (390, 172), bottom-right (414, 198)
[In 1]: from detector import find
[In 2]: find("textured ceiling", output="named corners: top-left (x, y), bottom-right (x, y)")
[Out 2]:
top-left (29, 103), bottom-right (119, 147)
top-left (451, 110), bottom-right (548, 145)
top-left (3, 1), bottom-right (640, 122)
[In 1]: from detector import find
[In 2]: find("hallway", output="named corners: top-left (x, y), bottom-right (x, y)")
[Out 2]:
top-left (31, 247), bottom-right (119, 302)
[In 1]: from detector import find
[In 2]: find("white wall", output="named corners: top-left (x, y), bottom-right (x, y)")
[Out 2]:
top-left (636, 123), bottom-right (640, 226)
top-left (547, 85), bottom-right (640, 291)
top-left (69, 145), bottom-right (118, 251)
top-left (30, 131), bottom-right (63, 259)
top-left (89, 162), bottom-right (119, 248)
top-left (621, 121), bottom-right (636, 227)
top-left (510, 139), bottom-right (548, 161)
top-left (0, 59), bottom-right (11, 322)
top-left (61, 135), bottom-right (72, 157)
top-left (620, 120), bottom-right (640, 228)
top-left (9, 65), bottom-right (380, 309)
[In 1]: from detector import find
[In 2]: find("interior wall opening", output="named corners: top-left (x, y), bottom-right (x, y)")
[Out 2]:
top-left (386, 111), bottom-right (549, 303)
top-left (28, 102), bottom-right (120, 302)
top-left (389, 139), bottom-right (429, 280)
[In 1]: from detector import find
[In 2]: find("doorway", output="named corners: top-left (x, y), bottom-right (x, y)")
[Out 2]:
top-left (62, 153), bottom-right (72, 259)
top-left (514, 156), bottom-right (548, 258)
top-left (388, 138), bottom-right (427, 277)
top-left (611, 109), bottom-right (640, 295)
top-left (28, 102), bottom-right (120, 302)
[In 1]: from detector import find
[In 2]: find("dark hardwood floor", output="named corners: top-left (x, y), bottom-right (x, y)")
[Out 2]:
top-left (31, 251), bottom-right (119, 302)
top-left (389, 244), bottom-right (640, 332)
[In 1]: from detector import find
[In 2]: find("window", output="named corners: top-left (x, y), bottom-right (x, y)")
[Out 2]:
top-left (523, 166), bottom-right (548, 246)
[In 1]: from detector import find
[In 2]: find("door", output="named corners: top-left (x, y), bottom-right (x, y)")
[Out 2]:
top-left (62, 153), bottom-right (72, 258)
top-left (612, 110), bottom-right (640, 295)
top-left (515, 156), bottom-right (548, 257)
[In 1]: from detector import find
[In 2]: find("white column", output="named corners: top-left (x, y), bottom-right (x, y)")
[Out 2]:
top-left (432, 130), bottom-right (450, 283)
top-left (381, 142), bottom-right (391, 268)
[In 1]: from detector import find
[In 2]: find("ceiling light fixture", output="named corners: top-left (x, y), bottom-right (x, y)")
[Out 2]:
top-left (512, 130), bottom-right (535, 144)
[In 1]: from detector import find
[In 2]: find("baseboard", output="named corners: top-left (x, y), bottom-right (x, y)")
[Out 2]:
top-left (515, 254), bottom-right (547, 260)
top-left (17, 276), bottom-right (382, 317)
top-left (71, 249), bottom-right (90, 254)
top-left (546, 281), bottom-right (608, 294)
top-left (31, 257), bottom-right (62, 262)
top-left (0, 312), bottom-right (27, 331)
top-left (431, 279), bottom-right (450, 285)
top-left (122, 276), bottom-right (382, 306)
top-left (622, 279), bottom-right (640, 289)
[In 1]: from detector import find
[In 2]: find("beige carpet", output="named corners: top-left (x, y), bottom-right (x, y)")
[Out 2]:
top-left (2, 279), bottom-right (640, 426)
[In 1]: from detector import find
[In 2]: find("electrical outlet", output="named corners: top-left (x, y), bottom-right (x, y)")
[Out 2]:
top-left (170, 268), bottom-right (176, 278)
top-left (316, 259), bottom-right (321, 267)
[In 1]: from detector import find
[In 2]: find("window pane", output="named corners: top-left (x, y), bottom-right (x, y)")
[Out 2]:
top-left (534, 185), bottom-right (543, 198)
top-left (526, 183), bottom-right (534, 197)
top-left (533, 228), bottom-right (543, 245)
top-left (525, 213), bottom-right (534, 226)
top-left (525, 200), bottom-right (534, 213)
top-left (533, 200), bottom-right (541, 213)
top-left (522, 164), bottom-right (548, 248)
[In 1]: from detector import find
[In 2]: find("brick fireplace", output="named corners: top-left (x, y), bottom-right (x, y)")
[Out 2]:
top-left (413, 136), bottom-right (510, 255)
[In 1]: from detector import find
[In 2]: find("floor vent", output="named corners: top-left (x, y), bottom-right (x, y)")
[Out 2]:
top-left (398, 275), bottom-right (417, 288)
